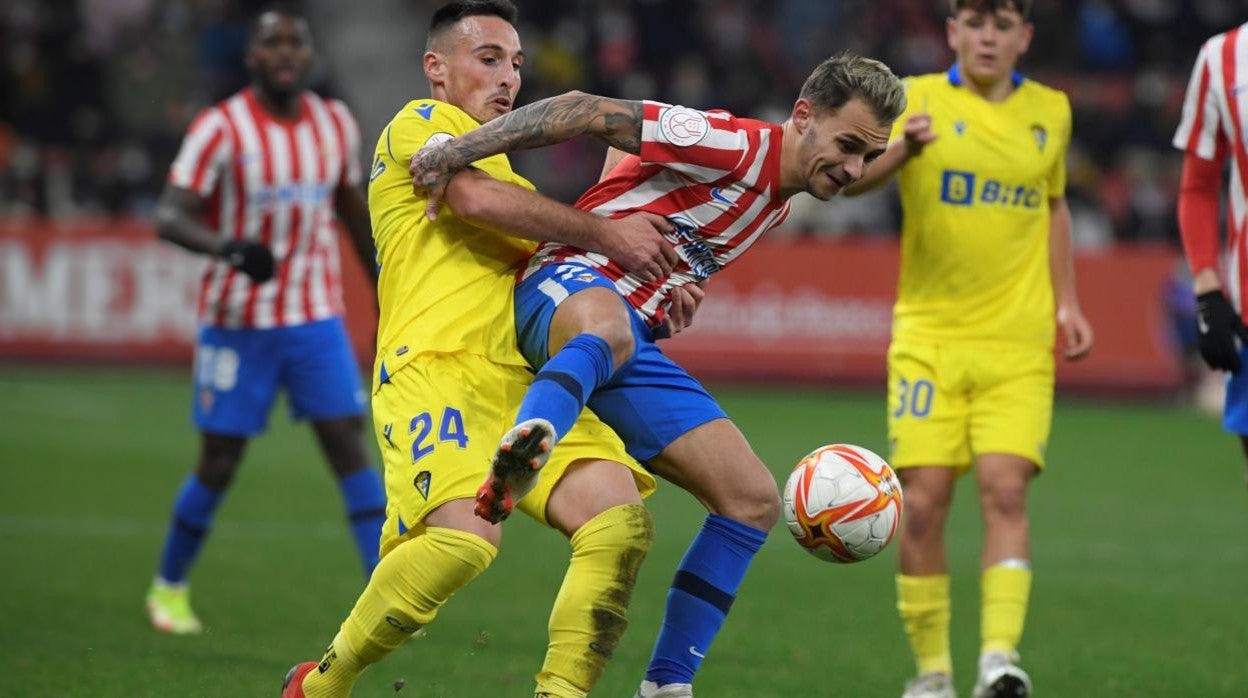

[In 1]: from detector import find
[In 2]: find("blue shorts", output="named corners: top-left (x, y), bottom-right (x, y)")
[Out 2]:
top-left (1224, 343), bottom-right (1248, 435)
top-left (515, 264), bottom-right (727, 462)
top-left (192, 316), bottom-right (367, 437)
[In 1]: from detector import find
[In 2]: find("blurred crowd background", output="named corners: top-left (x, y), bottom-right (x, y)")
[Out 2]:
top-left (1, 0), bottom-right (1241, 246)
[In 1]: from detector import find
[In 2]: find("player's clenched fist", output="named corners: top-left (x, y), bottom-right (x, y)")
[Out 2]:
top-left (219, 240), bottom-right (276, 283)
top-left (409, 143), bottom-right (459, 220)
top-left (597, 212), bottom-right (680, 283)
top-left (1196, 290), bottom-right (1248, 372)
top-left (902, 113), bottom-right (938, 157)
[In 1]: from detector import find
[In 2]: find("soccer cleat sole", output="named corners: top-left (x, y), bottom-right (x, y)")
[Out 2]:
top-left (280, 661), bottom-right (317, 698)
top-left (983, 675), bottom-right (1029, 698)
top-left (474, 419), bottom-right (554, 523)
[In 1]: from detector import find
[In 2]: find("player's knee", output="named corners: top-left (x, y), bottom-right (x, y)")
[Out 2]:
top-left (575, 503), bottom-right (654, 556)
top-left (980, 481), bottom-right (1028, 520)
top-left (197, 436), bottom-right (244, 489)
top-left (315, 417), bottom-right (369, 475)
top-left (583, 323), bottom-right (634, 370)
top-left (718, 468), bottom-right (781, 531)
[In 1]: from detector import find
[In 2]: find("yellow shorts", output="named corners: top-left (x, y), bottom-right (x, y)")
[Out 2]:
top-left (886, 340), bottom-right (1054, 472)
top-left (372, 353), bottom-right (654, 557)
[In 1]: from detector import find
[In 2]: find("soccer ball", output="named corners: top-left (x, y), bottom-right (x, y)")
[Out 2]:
top-left (782, 444), bottom-right (903, 563)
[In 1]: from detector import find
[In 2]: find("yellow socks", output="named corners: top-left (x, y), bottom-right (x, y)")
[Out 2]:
top-left (534, 504), bottom-right (654, 698)
top-left (980, 559), bottom-right (1032, 656)
top-left (301, 526), bottom-right (497, 697)
top-left (897, 573), bottom-right (952, 675)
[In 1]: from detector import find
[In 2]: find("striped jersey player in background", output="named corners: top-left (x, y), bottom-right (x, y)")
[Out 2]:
top-left (1174, 20), bottom-right (1248, 489)
top-left (409, 52), bottom-right (905, 698)
top-left (844, 1), bottom-right (1093, 696)
top-left (145, 4), bottom-right (385, 634)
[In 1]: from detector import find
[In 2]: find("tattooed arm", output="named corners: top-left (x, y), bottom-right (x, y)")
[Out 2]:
top-left (410, 91), bottom-right (643, 220)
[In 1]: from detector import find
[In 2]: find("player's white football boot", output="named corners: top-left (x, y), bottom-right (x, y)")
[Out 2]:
top-left (901, 671), bottom-right (955, 698)
top-left (635, 680), bottom-right (694, 698)
top-left (972, 651), bottom-right (1031, 698)
top-left (145, 578), bottom-right (203, 634)
top-left (475, 418), bottom-right (555, 523)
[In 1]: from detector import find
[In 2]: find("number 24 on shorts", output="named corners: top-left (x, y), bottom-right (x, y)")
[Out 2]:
top-left (893, 378), bottom-right (934, 419)
top-left (408, 407), bottom-right (468, 462)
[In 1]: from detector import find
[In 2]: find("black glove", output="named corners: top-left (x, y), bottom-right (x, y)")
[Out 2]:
top-left (219, 240), bottom-right (275, 283)
top-left (1196, 290), bottom-right (1248, 372)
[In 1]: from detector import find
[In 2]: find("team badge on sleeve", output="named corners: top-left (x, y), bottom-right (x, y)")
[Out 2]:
top-left (423, 132), bottom-right (454, 148)
top-left (658, 106), bottom-right (709, 147)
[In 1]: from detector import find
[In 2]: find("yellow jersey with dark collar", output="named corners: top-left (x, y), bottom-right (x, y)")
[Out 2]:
top-left (891, 66), bottom-right (1071, 347)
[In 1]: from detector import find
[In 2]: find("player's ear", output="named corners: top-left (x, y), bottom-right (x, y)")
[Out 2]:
top-left (1018, 21), bottom-right (1034, 54)
top-left (424, 51), bottom-right (445, 85)
top-left (792, 99), bottom-right (812, 133)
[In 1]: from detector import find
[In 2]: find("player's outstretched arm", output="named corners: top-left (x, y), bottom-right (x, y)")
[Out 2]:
top-left (1048, 196), bottom-right (1093, 361)
top-left (443, 168), bottom-right (678, 282)
top-left (334, 183), bottom-right (378, 284)
top-left (411, 91), bottom-right (642, 219)
top-left (154, 185), bottom-right (275, 283)
top-left (843, 113), bottom-right (937, 196)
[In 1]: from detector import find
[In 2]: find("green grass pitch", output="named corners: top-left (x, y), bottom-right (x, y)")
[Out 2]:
top-left (1, 366), bottom-right (1245, 696)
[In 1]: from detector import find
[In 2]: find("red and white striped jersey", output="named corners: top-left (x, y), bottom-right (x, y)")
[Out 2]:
top-left (1174, 23), bottom-right (1248, 309)
top-left (521, 101), bottom-right (790, 328)
top-left (168, 87), bottom-right (362, 329)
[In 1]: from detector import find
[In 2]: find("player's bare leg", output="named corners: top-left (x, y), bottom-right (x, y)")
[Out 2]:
top-left (973, 454), bottom-right (1036, 698)
top-left (895, 466), bottom-right (956, 698)
top-left (897, 467), bottom-right (957, 575)
top-left (645, 419), bottom-right (779, 530)
top-left (312, 415), bottom-right (386, 574)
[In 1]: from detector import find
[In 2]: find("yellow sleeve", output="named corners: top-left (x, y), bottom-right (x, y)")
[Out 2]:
top-left (381, 101), bottom-right (474, 167)
top-left (1047, 93), bottom-right (1072, 196)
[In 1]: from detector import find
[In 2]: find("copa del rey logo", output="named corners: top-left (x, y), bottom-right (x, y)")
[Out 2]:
top-left (658, 106), bottom-right (709, 147)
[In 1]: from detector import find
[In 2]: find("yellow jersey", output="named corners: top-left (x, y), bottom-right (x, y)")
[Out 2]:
top-left (368, 99), bottom-right (537, 385)
top-left (890, 66), bottom-right (1071, 347)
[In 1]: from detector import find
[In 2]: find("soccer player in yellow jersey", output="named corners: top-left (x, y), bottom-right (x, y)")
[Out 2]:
top-left (845, 2), bottom-right (1093, 697)
top-left (280, 2), bottom-right (690, 697)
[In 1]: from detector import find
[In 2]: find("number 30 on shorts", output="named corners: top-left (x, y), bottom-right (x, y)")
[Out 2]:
top-left (893, 378), bottom-right (934, 418)
top-left (408, 406), bottom-right (468, 462)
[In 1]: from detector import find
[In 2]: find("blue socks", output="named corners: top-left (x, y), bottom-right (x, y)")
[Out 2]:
top-left (645, 514), bottom-right (768, 686)
top-left (516, 333), bottom-right (616, 441)
top-left (338, 467), bottom-right (386, 576)
top-left (158, 467), bottom-right (385, 584)
top-left (158, 475), bottom-right (224, 584)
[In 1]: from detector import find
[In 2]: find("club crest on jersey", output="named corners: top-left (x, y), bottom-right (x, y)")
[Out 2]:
top-left (954, 120), bottom-right (967, 136)
top-left (658, 106), bottom-right (709, 147)
top-left (414, 470), bottom-right (431, 500)
top-left (1030, 123), bottom-right (1047, 152)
